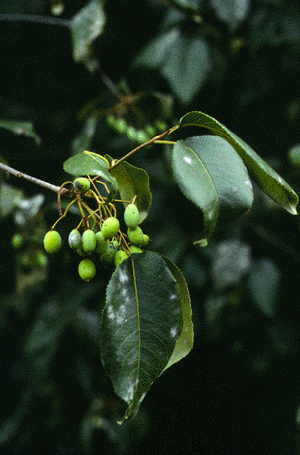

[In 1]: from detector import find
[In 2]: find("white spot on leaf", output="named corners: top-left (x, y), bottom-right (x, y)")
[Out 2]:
top-left (244, 179), bottom-right (252, 188)
top-left (118, 268), bottom-right (130, 284)
top-left (170, 326), bottom-right (179, 338)
top-left (183, 156), bottom-right (193, 165)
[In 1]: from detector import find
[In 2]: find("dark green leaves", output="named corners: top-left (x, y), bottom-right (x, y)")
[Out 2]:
top-left (133, 29), bottom-right (211, 105)
top-left (108, 159), bottom-right (152, 223)
top-left (100, 252), bottom-right (184, 422)
top-left (178, 111), bottom-right (298, 215)
top-left (70, 0), bottom-right (106, 71)
top-left (0, 120), bottom-right (41, 145)
top-left (172, 136), bottom-right (254, 244)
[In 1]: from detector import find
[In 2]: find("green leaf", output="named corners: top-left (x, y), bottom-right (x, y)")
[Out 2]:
top-left (172, 136), bottom-right (253, 243)
top-left (160, 256), bottom-right (193, 371)
top-left (211, 0), bottom-right (250, 32)
top-left (70, 0), bottom-right (106, 71)
top-left (100, 252), bottom-right (183, 422)
top-left (0, 183), bottom-right (23, 219)
top-left (0, 120), bottom-right (41, 145)
top-left (178, 111), bottom-right (299, 215)
top-left (248, 259), bottom-right (280, 318)
top-left (106, 156), bottom-right (152, 223)
top-left (134, 30), bottom-right (211, 105)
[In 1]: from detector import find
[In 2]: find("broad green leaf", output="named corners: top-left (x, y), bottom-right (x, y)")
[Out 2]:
top-left (133, 30), bottom-right (211, 105)
top-left (211, 0), bottom-right (250, 32)
top-left (0, 120), bottom-right (41, 145)
top-left (172, 136), bottom-right (253, 243)
top-left (64, 152), bottom-right (118, 201)
top-left (106, 156), bottom-right (152, 223)
top-left (161, 256), bottom-right (193, 371)
top-left (178, 111), bottom-right (299, 215)
top-left (0, 184), bottom-right (23, 219)
top-left (100, 252), bottom-right (183, 422)
top-left (70, 0), bottom-right (106, 70)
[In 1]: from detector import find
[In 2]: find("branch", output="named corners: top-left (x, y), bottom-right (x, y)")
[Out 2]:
top-left (0, 162), bottom-right (71, 196)
top-left (0, 14), bottom-right (70, 27)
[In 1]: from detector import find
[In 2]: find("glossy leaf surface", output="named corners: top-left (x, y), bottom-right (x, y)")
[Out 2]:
top-left (178, 111), bottom-right (298, 215)
top-left (172, 136), bottom-right (253, 243)
top-left (161, 255), bottom-right (193, 371)
top-left (107, 157), bottom-right (152, 223)
top-left (100, 252), bottom-right (183, 422)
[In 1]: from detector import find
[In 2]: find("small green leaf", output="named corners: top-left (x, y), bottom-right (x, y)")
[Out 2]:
top-left (0, 120), bottom-right (41, 145)
top-left (178, 111), bottom-right (298, 215)
top-left (211, 0), bottom-right (250, 32)
top-left (100, 252), bottom-right (183, 422)
top-left (106, 156), bottom-right (152, 223)
top-left (160, 255), bottom-right (193, 371)
top-left (172, 136), bottom-right (253, 242)
top-left (70, 0), bottom-right (106, 70)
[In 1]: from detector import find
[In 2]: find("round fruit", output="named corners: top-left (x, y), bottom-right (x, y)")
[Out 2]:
top-left (135, 130), bottom-right (149, 144)
top-left (142, 234), bottom-right (150, 246)
top-left (11, 233), bottom-right (24, 249)
top-left (124, 203), bottom-right (140, 229)
top-left (34, 251), bottom-right (48, 268)
top-left (95, 231), bottom-right (108, 254)
top-left (126, 126), bottom-right (137, 141)
top-left (82, 230), bottom-right (97, 253)
top-left (144, 125), bottom-right (156, 138)
top-left (78, 258), bottom-right (96, 281)
top-left (129, 245), bottom-right (143, 254)
top-left (43, 230), bottom-right (62, 254)
top-left (101, 217), bottom-right (120, 239)
top-left (127, 226), bottom-right (144, 246)
top-left (114, 118), bottom-right (127, 134)
top-left (73, 177), bottom-right (90, 193)
top-left (100, 247), bottom-right (115, 267)
top-left (68, 229), bottom-right (82, 250)
top-left (114, 250), bottom-right (128, 267)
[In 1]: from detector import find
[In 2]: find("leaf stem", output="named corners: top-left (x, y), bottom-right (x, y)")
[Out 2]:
top-left (0, 162), bottom-right (71, 196)
top-left (109, 128), bottom-right (176, 171)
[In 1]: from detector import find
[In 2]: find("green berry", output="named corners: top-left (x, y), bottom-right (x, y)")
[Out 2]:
top-left (127, 226), bottom-right (144, 246)
top-left (144, 125), bottom-right (156, 138)
top-left (95, 231), bottom-right (108, 254)
top-left (82, 230), bottom-right (97, 253)
top-left (124, 203), bottom-right (140, 229)
top-left (11, 233), bottom-right (24, 249)
top-left (100, 247), bottom-right (115, 267)
top-left (68, 229), bottom-right (82, 250)
top-left (142, 234), bottom-right (150, 246)
top-left (129, 245), bottom-right (143, 254)
top-left (154, 120), bottom-right (168, 132)
top-left (34, 251), bottom-right (48, 268)
top-left (135, 130), bottom-right (149, 144)
top-left (114, 250), bottom-right (128, 267)
top-left (78, 258), bottom-right (96, 281)
top-left (107, 114), bottom-right (115, 127)
top-left (43, 230), bottom-right (62, 254)
top-left (126, 126), bottom-right (137, 141)
top-left (73, 177), bottom-right (90, 193)
top-left (114, 118), bottom-right (127, 134)
top-left (101, 217), bottom-right (120, 239)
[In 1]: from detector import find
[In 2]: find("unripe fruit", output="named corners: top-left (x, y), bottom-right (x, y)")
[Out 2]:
top-left (78, 258), bottom-right (96, 281)
top-left (101, 217), bottom-right (120, 239)
top-left (144, 125), bottom-right (156, 138)
top-left (95, 231), bottom-right (108, 254)
top-left (73, 177), bottom-right (90, 193)
top-left (142, 234), bottom-right (150, 246)
top-left (68, 229), bottom-right (82, 250)
top-left (129, 245), bottom-right (143, 254)
top-left (114, 118), bottom-right (127, 134)
top-left (11, 233), bottom-right (24, 249)
top-left (127, 226), bottom-right (144, 246)
top-left (34, 251), bottom-right (48, 268)
top-left (135, 130), bottom-right (149, 144)
top-left (124, 203), bottom-right (140, 229)
top-left (43, 230), bottom-right (62, 254)
top-left (126, 126), bottom-right (137, 141)
top-left (82, 230), bottom-right (97, 253)
top-left (114, 250), bottom-right (128, 267)
top-left (111, 239), bottom-right (119, 251)
top-left (100, 247), bottom-right (115, 267)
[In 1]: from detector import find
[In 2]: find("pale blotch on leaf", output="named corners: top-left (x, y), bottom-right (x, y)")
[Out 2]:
top-left (169, 293), bottom-right (178, 301)
top-left (183, 155), bottom-right (193, 165)
top-left (244, 179), bottom-right (252, 188)
top-left (118, 268), bottom-right (130, 284)
top-left (170, 326), bottom-right (179, 338)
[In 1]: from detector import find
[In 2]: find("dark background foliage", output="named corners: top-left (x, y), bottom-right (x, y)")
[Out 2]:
top-left (1, 0), bottom-right (300, 454)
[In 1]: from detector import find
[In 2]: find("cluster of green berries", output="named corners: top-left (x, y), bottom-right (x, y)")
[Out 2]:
top-left (43, 195), bottom-right (150, 281)
top-left (106, 115), bottom-right (168, 143)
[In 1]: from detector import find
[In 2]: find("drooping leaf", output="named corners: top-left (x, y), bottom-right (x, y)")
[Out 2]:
top-left (0, 120), bottom-right (41, 145)
top-left (100, 252), bottom-right (183, 422)
top-left (70, 0), bottom-right (106, 70)
top-left (106, 156), bottom-right (152, 223)
top-left (177, 111), bottom-right (298, 215)
top-left (133, 29), bottom-right (211, 105)
top-left (160, 255), bottom-right (193, 371)
top-left (171, 136), bottom-right (253, 243)
top-left (211, 0), bottom-right (250, 32)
